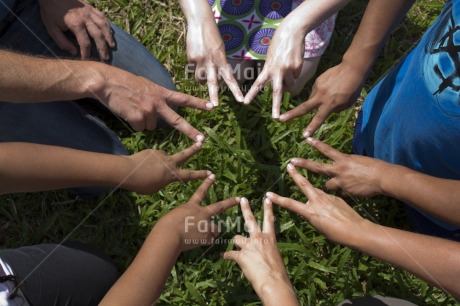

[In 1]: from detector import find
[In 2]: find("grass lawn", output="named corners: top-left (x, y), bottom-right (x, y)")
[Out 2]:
top-left (0, 0), bottom-right (456, 305)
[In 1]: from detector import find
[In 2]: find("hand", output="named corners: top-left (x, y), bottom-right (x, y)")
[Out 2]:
top-left (122, 142), bottom-right (210, 194)
top-left (244, 20), bottom-right (305, 119)
top-left (223, 198), bottom-right (299, 306)
top-left (266, 163), bottom-right (366, 246)
top-left (279, 61), bottom-right (365, 138)
top-left (38, 0), bottom-right (115, 60)
top-left (93, 66), bottom-right (213, 140)
top-left (186, 18), bottom-right (244, 105)
top-left (292, 138), bottom-right (388, 197)
top-left (155, 175), bottom-right (240, 252)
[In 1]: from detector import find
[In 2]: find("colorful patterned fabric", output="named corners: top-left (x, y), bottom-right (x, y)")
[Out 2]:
top-left (208, 0), bottom-right (337, 60)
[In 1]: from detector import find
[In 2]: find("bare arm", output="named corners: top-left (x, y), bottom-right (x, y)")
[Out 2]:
top-left (100, 176), bottom-right (240, 306)
top-left (0, 50), bottom-right (211, 140)
top-left (0, 142), bottom-right (209, 195)
top-left (293, 138), bottom-right (460, 226)
top-left (282, 0), bottom-right (417, 137)
top-left (178, 0), bottom-right (244, 105)
top-left (358, 220), bottom-right (460, 298)
top-left (268, 165), bottom-right (460, 299)
top-left (244, 0), bottom-right (351, 112)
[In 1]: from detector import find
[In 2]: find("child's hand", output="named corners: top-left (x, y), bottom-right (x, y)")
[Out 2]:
top-left (155, 174), bottom-right (240, 252)
top-left (223, 198), bottom-right (299, 306)
top-left (186, 15), bottom-right (244, 106)
top-left (243, 20), bottom-right (305, 119)
top-left (267, 163), bottom-right (366, 246)
top-left (122, 142), bottom-right (210, 194)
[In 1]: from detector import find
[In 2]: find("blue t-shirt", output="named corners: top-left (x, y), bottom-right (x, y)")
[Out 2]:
top-left (0, 0), bottom-right (15, 23)
top-left (359, 0), bottom-right (460, 230)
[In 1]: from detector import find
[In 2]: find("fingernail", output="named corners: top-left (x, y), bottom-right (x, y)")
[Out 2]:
top-left (208, 174), bottom-right (215, 180)
top-left (272, 112), bottom-right (280, 119)
top-left (287, 163), bottom-right (295, 170)
top-left (303, 130), bottom-right (310, 138)
top-left (207, 170), bottom-right (212, 176)
top-left (196, 135), bottom-right (205, 142)
top-left (291, 158), bottom-right (299, 164)
top-left (306, 137), bottom-right (314, 143)
top-left (265, 198), bottom-right (272, 205)
top-left (235, 196), bottom-right (241, 202)
top-left (279, 114), bottom-right (286, 122)
top-left (237, 96), bottom-right (244, 103)
top-left (196, 142), bottom-right (203, 148)
top-left (206, 103), bottom-right (214, 109)
top-left (212, 100), bottom-right (219, 107)
top-left (266, 192), bottom-right (273, 198)
top-left (241, 197), bottom-right (248, 204)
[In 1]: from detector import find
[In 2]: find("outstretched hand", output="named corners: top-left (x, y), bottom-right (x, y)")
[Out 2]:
top-left (94, 67), bottom-right (213, 141)
top-left (279, 61), bottom-right (365, 138)
top-left (267, 163), bottom-right (366, 246)
top-left (38, 0), bottom-right (115, 60)
top-left (186, 19), bottom-right (244, 106)
top-left (123, 142), bottom-right (210, 194)
top-left (223, 198), bottom-right (299, 306)
top-left (243, 21), bottom-right (305, 119)
top-left (291, 138), bottom-right (388, 197)
top-left (156, 175), bottom-right (240, 252)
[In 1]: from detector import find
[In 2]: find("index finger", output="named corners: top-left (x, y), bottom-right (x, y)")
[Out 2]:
top-left (240, 197), bottom-right (261, 235)
top-left (220, 65), bottom-right (244, 103)
top-left (272, 74), bottom-right (283, 119)
top-left (243, 70), bottom-right (269, 105)
top-left (207, 66), bottom-right (220, 107)
top-left (306, 138), bottom-right (344, 161)
top-left (287, 163), bottom-right (318, 200)
top-left (157, 106), bottom-right (205, 143)
top-left (171, 142), bottom-right (202, 166)
top-left (206, 197), bottom-right (240, 217)
top-left (189, 174), bottom-right (215, 205)
top-left (262, 198), bottom-right (275, 234)
top-left (279, 97), bottom-right (319, 123)
top-left (164, 90), bottom-right (214, 111)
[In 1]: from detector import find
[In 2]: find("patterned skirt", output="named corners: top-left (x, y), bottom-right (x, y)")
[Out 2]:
top-left (207, 0), bottom-right (337, 60)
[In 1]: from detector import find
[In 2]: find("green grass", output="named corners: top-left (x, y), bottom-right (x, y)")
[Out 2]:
top-left (0, 0), bottom-right (456, 305)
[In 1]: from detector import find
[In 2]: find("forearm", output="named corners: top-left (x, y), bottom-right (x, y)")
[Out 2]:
top-left (0, 143), bottom-right (132, 194)
top-left (0, 50), bottom-right (104, 103)
top-left (342, 0), bottom-right (416, 75)
top-left (379, 164), bottom-right (460, 226)
top-left (100, 225), bottom-right (181, 306)
top-left (282, 0), bottom-right (350, 38)
top-left (178, 0), bottom-right (214, 26)
top-left (352, 221), bottom-right (460, 299)
top-left (259, 279), bottom-right (299, 306)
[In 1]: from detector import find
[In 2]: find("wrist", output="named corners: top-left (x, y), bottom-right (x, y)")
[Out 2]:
top-left (77, 61), bottom-right (109, 100)
top-left (259, 275), bottom-right (298, 306)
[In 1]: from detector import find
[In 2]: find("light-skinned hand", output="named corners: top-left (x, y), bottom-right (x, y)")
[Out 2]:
top-left (223, 198), bottom-right (299, 306)
top-left (186, 18), bottom-right (244, 106)
top-left (243, 20), bottom-right (305, 119)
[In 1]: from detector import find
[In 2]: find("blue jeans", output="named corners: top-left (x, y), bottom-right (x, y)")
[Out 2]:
top-left (0, 0), bottom-right (175, 155)
top-left (0, 0), bottom-right (176, 194)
